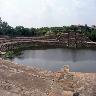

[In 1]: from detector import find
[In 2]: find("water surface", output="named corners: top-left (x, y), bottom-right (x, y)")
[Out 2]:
top-left (11, 48), bottom-right (96, 72)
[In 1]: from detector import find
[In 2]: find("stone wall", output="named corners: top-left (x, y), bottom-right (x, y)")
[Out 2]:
top-left (0, 32), bottom-right (96, 52)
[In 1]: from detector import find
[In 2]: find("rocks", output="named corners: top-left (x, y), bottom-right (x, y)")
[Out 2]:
top-left (73, 92), bottom-right (79, 96)
top-left (64, 65), bottom-right (70, 73)
top-left (0, 59), bottom-right (96, 96)
top-left (48, 91), bottom-right (62, 96)
top-left (58, 65), bottom-right (74, 81)
top-left (63, 91), bottom-right (73, 96)
top-left (48, 90), bottom-right (73, 96)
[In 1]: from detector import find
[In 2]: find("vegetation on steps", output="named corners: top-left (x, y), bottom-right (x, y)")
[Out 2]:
top-left (4, 51), bottom-right (15, 58)
top-left (4, 50), bottom-right (22, 58)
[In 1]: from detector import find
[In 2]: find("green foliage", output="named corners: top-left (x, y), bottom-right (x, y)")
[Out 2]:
top-left (0, 17), bottom-right (96, 41)
top-left (45, 31), bottom-right (55, 36)
top-left (4, 50), bottom-right (22, 58)
top-left (5, 51), bottom-right (15, 58)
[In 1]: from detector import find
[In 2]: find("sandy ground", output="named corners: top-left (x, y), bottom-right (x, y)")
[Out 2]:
top-left (0, 58), bottom-right (96, 96)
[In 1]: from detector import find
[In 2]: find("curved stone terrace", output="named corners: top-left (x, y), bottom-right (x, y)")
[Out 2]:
top-left (0, 32), bottom-right (96, 52)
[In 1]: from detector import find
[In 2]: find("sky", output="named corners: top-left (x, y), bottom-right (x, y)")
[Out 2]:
top-left (0, 0), bottom-right (96, 28)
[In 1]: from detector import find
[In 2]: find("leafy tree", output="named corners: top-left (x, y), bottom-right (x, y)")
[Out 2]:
top-left (1, 17), bottom-right (96, 41)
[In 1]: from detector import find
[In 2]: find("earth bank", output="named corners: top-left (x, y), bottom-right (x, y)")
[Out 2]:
top-left (0, 58), bottom-right (96, 96)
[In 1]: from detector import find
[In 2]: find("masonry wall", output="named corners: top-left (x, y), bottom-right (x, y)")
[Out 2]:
top-left (0, 32), bottom-right (96, 52)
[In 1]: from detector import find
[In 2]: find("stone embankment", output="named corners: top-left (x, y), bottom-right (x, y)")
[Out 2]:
top-left (0, 58), bottom-right (96, 96)
top-left (0, 32), bottom-right (96, 52)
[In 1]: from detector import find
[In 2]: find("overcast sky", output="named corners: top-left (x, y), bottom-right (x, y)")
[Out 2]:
top-left (0, 0), bottom-right (96, 28)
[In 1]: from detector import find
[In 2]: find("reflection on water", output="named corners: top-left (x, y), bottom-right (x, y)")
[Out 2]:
top-left (11, 48), bottom-right (96, 72)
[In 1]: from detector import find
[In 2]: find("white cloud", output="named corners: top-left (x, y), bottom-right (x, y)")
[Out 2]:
top-left (0, 0), bottom-right (96, 27)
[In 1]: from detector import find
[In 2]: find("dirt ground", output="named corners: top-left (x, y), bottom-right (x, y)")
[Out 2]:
top-left (0, 58), bottom-right (96, 96)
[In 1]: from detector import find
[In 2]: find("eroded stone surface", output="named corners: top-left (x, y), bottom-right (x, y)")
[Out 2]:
top-left (0, 59), bottom-right (96, 96)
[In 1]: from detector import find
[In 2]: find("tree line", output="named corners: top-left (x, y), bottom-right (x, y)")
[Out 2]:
top-left (0, 17), bottom-right (96, 41)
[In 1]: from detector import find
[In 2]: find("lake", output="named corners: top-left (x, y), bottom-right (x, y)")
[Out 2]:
top-left (11, 48), bottom-right (96, 72)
